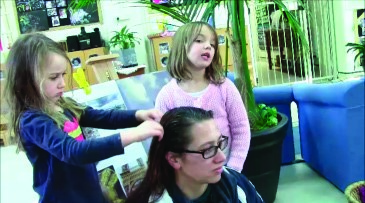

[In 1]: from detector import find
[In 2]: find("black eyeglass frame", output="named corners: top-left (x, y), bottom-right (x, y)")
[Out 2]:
top-left (170, 136), bottom-right (229, 159)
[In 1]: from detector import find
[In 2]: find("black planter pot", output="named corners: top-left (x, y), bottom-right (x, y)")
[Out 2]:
top-left (241, 112), bottom-right (289, 203)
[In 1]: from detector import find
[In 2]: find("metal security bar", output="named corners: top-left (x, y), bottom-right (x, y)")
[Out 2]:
top-left (248, 0), bottom-right (337, 87)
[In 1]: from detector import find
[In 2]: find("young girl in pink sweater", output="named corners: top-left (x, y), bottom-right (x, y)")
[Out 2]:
top-left (155, 21), bottom-right (250, 172)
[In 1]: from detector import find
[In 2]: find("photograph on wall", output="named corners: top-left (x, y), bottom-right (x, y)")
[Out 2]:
top-left (16, 0), bottom-right (46, 12)
top-left (82, 93), bottom-right (126, 111)
top-left (99, 165), bottom-right (127, 202)
top-left (51, 16), bottom-right (60, 26)
top-left (45, 0), bottom-right (55, 9)
top-left (160, 56), bottom-right (168, 68)
top-left (59, 8), bottom-right (67, 19)
top-left (218, 35), bottom-right (225, 45)
top-left (67, 0), bottom-right (100, 25)
top-left (97, 154), bottom-right (148, 201)
top-left (18, 9), bottom-right (49, 34)
top-left (47, 8), bottom-right (57, 16)
top-left (119, 158), bottom-right (147, 196)
top-left (71, 57), bottom-right (81, 68)
top-left (159, 42), bottom-right (169, 54)
top-left (56, 0), bottom-right (66, 7)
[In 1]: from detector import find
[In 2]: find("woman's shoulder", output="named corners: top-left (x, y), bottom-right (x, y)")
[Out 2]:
top-left (223, 167), bottom-right (264, 202)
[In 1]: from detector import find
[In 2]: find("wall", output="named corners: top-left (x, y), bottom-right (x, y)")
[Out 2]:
top-left (332, 0), bottom-right (364, 73)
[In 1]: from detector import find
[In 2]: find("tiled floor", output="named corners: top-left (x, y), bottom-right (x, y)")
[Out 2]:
top-left (276, 162), bottom-right (347, 203)
top-left (1, 144), bottom-right (347, 203)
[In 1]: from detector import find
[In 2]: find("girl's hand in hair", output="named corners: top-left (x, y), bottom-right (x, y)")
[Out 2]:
top-left (135, 109), bottom-right (163, 122)
top-left (120, 120), bottom-right (164, 147)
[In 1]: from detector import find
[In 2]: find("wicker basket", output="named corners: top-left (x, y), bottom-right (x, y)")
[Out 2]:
top-left (345, 181), bottom-right (365, 203)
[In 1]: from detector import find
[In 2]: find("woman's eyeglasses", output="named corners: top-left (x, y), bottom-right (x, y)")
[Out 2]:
top-left (172, 136), bottom-right (228, 159)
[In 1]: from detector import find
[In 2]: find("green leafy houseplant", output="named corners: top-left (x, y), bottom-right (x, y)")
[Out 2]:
top-left (346, 42), bottom-right (365, 72)
top-left (68, 0), bottom-right (307, 131)
top-left (109, 26), bottom-right (140, 50)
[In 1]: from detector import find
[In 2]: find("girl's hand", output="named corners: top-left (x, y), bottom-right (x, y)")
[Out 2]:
top-left (135, 109), bottom-right (163, 122)
top-left (120, 120), bottom-right (164, 147)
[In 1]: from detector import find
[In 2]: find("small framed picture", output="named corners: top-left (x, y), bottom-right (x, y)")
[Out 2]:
top-left (159, 42), bottom-right (169, 54)
top-left (51, 16), bottom-right (60, 26)
top-left (45, 0), bottom-right (55, 9)
top-left (59, 8), bottom-right (67, 19)
top-left (71, 57), bottom-right (81, 68)
top-left (47, 8), bottom-right (57, 16)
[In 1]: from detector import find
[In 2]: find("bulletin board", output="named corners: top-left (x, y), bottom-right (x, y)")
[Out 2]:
top-left (15, 0), bottom-right (101, 34)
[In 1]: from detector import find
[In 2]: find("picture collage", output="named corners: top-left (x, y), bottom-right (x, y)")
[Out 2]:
top-left (45, 0), bottom-right (68, 27)
top-left (15, 0), bottom-right (100, 33)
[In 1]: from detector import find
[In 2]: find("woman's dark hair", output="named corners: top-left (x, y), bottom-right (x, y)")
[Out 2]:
top-left (126, 107), bottom-right (214, 203)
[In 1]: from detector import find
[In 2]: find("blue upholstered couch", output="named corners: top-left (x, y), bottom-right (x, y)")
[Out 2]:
top-left (293, 78), bottom-right (365, 191)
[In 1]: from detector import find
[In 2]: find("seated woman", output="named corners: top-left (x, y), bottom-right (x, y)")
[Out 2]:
top-left (126, 107), bottom-right (263, 203)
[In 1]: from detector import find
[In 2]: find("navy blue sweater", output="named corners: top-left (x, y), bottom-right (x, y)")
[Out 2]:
top-left (20, 107), bottom-right (140, 203)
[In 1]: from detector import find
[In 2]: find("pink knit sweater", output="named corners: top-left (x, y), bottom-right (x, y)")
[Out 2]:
top-left (155, 78), bottom-right (250, 172)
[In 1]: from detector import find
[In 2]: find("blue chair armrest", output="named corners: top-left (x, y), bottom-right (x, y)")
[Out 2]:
top-left (293, 79), bottom-right (364, 107)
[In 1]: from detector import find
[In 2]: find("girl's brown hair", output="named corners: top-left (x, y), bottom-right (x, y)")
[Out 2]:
top-left (4, 33), bottom-right (85, 151)
top-left (167, 21), bottom-right (224, 84)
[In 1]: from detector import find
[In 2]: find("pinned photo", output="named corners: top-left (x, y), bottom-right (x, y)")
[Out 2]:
top-left (47, 8), bottom-right (57, 16)
top-left (59, 8), bottom-right (67, 19)
top-left (45, 0), bottom-right (55, 9)
top-left (71, 57), bottom-right (81, 68)
top-left (160, 56), bottom-right (168, 68)
top-left (159, 42), bottom-right (169, 55)
top-left (56, 0), bottom-right (66, 7)
top-left (51, 16), bottom-right (60, 26)
top-left (218, 35), bottom-right (225, 45)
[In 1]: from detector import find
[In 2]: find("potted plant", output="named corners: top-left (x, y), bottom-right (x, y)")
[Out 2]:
top-left (346, 42), bottom-right (365, 72)
top-left (109, 25), bottom-right (140, 68)
top-left (70, 1), bottom-right (308, 202)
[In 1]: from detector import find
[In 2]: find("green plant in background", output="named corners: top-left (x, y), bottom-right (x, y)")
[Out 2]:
top-left (69, 0), bottom-right (308, 131)
top-left (109, 26), bottom-right (141, 50)
top-left (346, 42), bottom-right (365, 72)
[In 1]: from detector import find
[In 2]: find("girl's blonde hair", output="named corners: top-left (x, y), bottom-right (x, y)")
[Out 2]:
top-left (167, 21), bottom-right (224, 84)
top-left (4, 33), bottom-right (85, 151)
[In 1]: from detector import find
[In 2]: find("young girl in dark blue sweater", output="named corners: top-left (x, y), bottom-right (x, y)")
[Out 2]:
top-left (4, 33), bottom-right (164, 203)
